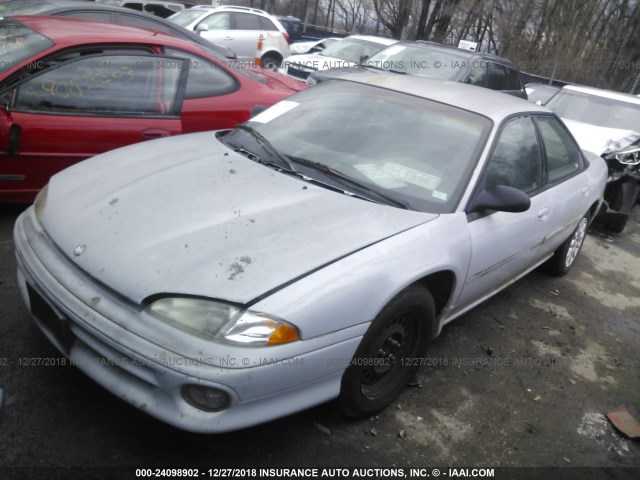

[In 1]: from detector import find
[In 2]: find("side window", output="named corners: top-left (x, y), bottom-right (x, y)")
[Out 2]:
top-left (535, 116), bottom-right (582, 182)
top-left (465, 60), bottom-right (487, 88)
top-left (233, 13), bottom-right (261, 30)
top-left (143, 5), bottom-right (175, 18)
top-left (14, 55), bottom-right (184, 116)
top-left (122, 2), bottom-right (144, 11)
top-left (488, 62), bottom-right (508, 90)
top-left (258, 16), bottom-right (278, 31)
top-left (118, 14), bottom-right (173, 34)
top-left (485, 116), bottom-right (541, 193)
top-left (61, 11), bottom-right (113, 22)
top-left (506, 67), bottom-right (522, 91)
top-left (199, 12), bottom-right (230, 30)
top-left (166, 48), bottom-right (237, 99)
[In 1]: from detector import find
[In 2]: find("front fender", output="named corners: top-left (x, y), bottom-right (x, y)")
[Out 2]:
top-left (250, 213), bottom-right (471, 340)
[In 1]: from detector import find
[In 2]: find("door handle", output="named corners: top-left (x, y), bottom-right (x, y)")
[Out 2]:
top-left (537, 208), bottom-right (549, 222)
top-left (581, 186), bottom-right (589, 197)
top-left (141, 129), bottom-right (170, 139)
top-left (224, 36), bottom-right (233, 41)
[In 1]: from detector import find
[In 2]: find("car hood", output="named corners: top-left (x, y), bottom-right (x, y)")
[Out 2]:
top-left (290, 41), bottom-right (316, 54)
top-left (284, 53), bottom-right (357, 71)
top-left (562, 118), bottom-right (640, 156)
top-left (42, 132), bottom-right (434, 305)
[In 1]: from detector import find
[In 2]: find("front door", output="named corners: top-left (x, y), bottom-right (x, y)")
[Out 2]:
top-left (0, 54), bottom-right (187, 202)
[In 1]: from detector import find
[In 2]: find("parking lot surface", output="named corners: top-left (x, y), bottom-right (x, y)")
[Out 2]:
top-left (0, 204), bottom-right (638, 477)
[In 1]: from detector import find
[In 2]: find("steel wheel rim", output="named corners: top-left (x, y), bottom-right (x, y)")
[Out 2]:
top-left (360, 310), bottom-right (420, 400)
top-left (565, 217), bottom-right (588, 268)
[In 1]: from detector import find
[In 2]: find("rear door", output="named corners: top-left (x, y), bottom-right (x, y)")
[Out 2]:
top-left (227, 12), bottom-right (263, 61)
top-left (0, 52), bottom-right (187, 202)
top-left (533, 114), bottom-right (591, 253)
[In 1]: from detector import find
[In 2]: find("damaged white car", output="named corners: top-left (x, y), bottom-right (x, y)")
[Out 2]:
top-left (546, 85), bottom-right (640, 232)
top-left (15, 75), bottom-right (606, 432)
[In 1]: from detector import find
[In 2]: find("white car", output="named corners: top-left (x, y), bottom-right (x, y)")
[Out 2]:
top-left (290, 37), bottom-right (341, 55)
top-left (15, 74), bottom-right (606, 433)
top-left (168, 5), bottom-right (290, 70)
top-left (545, 85), bottom-right (640, 232)
top-left (278, 34), bottom-right (398, 81)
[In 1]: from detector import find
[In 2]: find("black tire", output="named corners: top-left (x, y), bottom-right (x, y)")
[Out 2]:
top-left (605, 182), bottom-right (630, 233)
top-left (544, 211), bottom-right (590, 276)
top-left (606, 214), bottom-right (628, 233)
top-left (260, 53), bottom-right (280, 71)
top-left (336, 285), bottom-right (435, 418)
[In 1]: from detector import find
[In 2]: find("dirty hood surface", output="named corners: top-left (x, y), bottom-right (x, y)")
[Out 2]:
top-left (42, 132), bottom-right (433, 304)
top-left (562, 118), bottom-right (640, 156)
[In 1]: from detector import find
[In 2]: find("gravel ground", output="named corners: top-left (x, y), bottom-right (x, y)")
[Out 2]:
top-left (0, 204), bottom-right (638, 480)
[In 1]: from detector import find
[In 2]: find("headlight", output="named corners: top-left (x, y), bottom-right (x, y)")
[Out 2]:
top-left (147, 297), bottom-right (240, 341)
top-left (34, 184), bottom-right (48, 223)
top-left (306, 75), bottom-right (318, 86)
top-left (605, 145), bottom-right (640, 165)
top-left (146, 297), bottom-right (299, 346)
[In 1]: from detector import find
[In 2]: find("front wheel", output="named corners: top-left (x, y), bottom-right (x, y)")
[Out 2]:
top-left (544, 211), bottom-right (590, 276)
top-left (336, 285), bottom-right (435, 418)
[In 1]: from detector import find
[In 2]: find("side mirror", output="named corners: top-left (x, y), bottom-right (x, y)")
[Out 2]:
top-left (196, 23), bottom-right (209, 35)
top-left (358, 54), bottom-right (369, 65)
top-left (468, 185), bottom-right (531, 213)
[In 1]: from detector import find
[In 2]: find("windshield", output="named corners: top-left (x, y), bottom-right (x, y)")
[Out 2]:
top-left (319, 38), bottom-right (390, 64)
top-left (0, 0), bottom-right (55, 15)
top-left (0, 18), bottom-right (54, 75)
top-left (224, 81), bottom-right (491, 213)
top-left (367, 44), bottom-right (471, 80)
top-left (546, 90), bottom-right (640, 131)
top-left (168, 9), bottom-right (205, 27)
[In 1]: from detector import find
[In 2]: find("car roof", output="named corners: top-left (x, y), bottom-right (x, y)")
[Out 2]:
top-left (14, 14), bottom-right (193, 46)
top-left (5, 0), bottom-right (235, 57)
top-left (563, 85), bottom-right (640, 105)
top-left (346, 35), bottom-right (398, 46)
top-left (332, 71), bottom-right (548, 120)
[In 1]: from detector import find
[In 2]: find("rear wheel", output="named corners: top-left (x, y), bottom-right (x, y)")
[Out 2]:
top-left (336, 285), bottom-right (434, 418)
top-left (260, 53), bottom-right (281, 71)
top-left (544, 211), bottom-right (590, 276)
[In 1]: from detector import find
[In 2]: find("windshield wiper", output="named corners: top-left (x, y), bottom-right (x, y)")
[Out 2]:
top-left (234, 124), bottom-right (297, 172)
top-left (290, 158), bottom-right (409, 209)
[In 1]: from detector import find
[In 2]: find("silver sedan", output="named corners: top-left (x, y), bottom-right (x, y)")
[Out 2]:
top-left (14, 74), bottom-right (607, 432)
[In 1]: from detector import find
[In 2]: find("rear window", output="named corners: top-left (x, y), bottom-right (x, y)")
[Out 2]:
top-left (0, 18), bottom-right (54, 74)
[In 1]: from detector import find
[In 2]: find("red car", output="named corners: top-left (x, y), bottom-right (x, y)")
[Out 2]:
top-left (0, 15), bottom-right (305, 202)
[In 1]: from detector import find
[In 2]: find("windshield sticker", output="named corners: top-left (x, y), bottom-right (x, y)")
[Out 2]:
top-left (382, 162), bottom-right (441, 190)
top-left (250, 100), bottom-right (300, 124)
top-left (354, 164), bottom-right (407, 189)
top-left (433, 190), bottom-right (448, 201)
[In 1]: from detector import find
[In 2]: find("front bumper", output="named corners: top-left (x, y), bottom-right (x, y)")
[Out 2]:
top-left (14, 208), bottom-right (362, 432)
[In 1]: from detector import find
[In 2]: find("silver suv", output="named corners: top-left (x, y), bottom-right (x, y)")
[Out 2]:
top-left (168, 5), bottom-right (291, 70)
